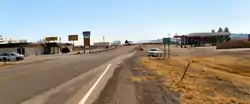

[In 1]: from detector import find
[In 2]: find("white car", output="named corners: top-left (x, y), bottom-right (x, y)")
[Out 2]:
top-left (148, 48), bottom-right (163, 57)
top-left (0, 52), bottom-right (24, 61)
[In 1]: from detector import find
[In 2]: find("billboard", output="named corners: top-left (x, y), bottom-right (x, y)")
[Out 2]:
top-left (45, 37), bottom-right (58, 41)
top-left (83, 31), bottom-right (91, 36)
top-left (68, 35), bottom-right (78, 41)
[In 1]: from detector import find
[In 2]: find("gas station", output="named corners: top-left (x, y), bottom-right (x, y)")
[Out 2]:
top-left (174, 32), bottom-right (230, 47)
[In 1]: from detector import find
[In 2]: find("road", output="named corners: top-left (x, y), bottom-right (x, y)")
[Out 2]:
top-left (0, 46), bottom-right (136, 104)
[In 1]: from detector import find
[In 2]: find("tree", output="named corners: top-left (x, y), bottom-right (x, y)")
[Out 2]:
top-left (125, 40), bottom-right (128, 44)
top-left (37, 39), bottom-right (47, 44)
top-left (224, 27), bottom-right (230, 33)
top-left (217, 27), bottom-right (223, 33)
top-left (211, 29), bottom-right (215, 33)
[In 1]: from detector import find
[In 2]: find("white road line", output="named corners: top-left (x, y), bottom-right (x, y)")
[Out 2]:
top-left (78, 64), bottom-right (112, 104)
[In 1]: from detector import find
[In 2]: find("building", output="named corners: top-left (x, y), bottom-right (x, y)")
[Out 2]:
top-left (111, 41), bottom-right (121, 46)
top-left (0, 42), bottom-right (73, 56)
top-left (93, 42), bottom-right (110, 47)
top-left (174, 32), bottom-right (230, 46)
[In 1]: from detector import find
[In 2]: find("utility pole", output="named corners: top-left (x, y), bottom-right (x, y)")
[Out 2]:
top-left (0, 33), bottom-right (2, 40)
top-left (103, 36), bottom-right (105, 47)
top-left (168, 33), bottom-right (171, 58)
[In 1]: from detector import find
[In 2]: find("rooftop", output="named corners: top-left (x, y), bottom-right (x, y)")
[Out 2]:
top-left (187, 32), bottom-right (230, 37)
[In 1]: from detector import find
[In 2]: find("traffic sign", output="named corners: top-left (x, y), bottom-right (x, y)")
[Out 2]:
top-left (163, 38), bottom-right (171, 44)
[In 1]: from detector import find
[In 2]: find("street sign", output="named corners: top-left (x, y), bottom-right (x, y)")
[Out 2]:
top-left (45, 37), bottom-right (58, 41)
top-left (82, 31), bottom-right (91, 51)
top-left (83, 31), bottom-right (91, 36)
top-left (163, 38), bottom-right (171, 44)
top-left (68, 35), bottom-right (78, 41)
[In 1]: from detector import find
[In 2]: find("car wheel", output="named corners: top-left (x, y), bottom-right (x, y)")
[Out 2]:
top-left (156, 54), bottom-right (159, 57)
top-left (160, 54), bottom-right (162, 57)
top-left (16, 57), bottom-right (20, 61)
top-left (2, 58), bottom-right (7, 62)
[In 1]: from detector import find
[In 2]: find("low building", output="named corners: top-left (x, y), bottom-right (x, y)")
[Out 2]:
top-left (0, 42), bottom-right (73, 56)
top-left (174, 32), bottom-right (230, 46)
top-left (93, 42), bottom-right (110, 46)
top-left (111, 41), bottom-right (121, 46)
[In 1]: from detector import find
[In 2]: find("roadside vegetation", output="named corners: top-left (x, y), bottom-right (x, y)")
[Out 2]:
top-left (0, 62), bottom-right (16, 68)
top-left (139, 54), bottom-right (250, 104)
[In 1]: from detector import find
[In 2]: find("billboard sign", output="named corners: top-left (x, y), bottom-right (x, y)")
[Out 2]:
top-left (68, 35), bottom-right (78, 41)
top-left (45, 37), bottom-right (58, 41)
top-left (83, 31), bottom-right (91, 36)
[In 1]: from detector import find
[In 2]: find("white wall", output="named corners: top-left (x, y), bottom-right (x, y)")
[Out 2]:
top-left (25, 46), bottom-right (44, 56)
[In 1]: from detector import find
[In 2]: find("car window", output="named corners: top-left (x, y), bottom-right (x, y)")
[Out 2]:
top-left (10, 53), bottom-right (15, 56)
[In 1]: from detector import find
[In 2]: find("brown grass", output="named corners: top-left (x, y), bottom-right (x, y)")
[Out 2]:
top-left (0, 62), bottom-right (16, 68)
top-left (139, 55), bottom-right (250, 104)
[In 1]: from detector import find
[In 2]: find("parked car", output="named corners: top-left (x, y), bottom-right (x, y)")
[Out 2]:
top-left (147, 48), bottom-right (162, 57)
top-left (0, 52), bottom-right (24, 61)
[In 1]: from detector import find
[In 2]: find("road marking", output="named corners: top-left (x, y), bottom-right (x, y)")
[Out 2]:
top-left (78, 64), bottom-right (112, 104)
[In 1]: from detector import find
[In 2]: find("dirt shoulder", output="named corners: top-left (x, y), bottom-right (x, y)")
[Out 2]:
top-left (93, 50), bottom-right (180, 104)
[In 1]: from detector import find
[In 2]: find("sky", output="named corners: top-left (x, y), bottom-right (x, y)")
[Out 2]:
top-left (0, 0), bottom-right (250, 45)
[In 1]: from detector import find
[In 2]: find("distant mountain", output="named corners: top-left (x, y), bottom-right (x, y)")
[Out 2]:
top-left (230, 33), bottom-right (249, 41)
top-left (137, 38), bottom-right (177, 44)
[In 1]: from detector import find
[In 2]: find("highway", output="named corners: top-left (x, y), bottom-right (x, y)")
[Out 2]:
top-left (0, 46), bottom-right (136, 104)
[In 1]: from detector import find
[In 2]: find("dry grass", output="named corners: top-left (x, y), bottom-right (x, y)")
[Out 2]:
top-left (139, 55), bottom-right (250, 104)
top-left (0, 62), bottom-right (16, 68)
top-left (129, 76), bottom-right (155, 82)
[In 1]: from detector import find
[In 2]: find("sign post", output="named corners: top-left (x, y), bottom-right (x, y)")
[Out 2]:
top-left (168, 34), bottom-right (171, 59)
top-left (163, 37), bottom-right (171, 59)
top-left (68, 34), bottom-right (78, 51)
top-left (82, 31), bottom-right (91, 53)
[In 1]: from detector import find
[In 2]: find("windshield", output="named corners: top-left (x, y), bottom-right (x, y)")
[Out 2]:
top-left (11, 52), bottom-right (19, 55)
top-left (149, 49), bottom-right (158, 51)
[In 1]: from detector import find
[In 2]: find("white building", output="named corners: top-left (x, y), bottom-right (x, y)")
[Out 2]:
top-left (111, 40), bottom-right (121, 46)
top-left (93, 42), bottom-right (110, 46)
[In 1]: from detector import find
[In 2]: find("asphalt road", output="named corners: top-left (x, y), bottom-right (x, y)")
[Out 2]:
top-left (0, 46), bottom-right (136, 104)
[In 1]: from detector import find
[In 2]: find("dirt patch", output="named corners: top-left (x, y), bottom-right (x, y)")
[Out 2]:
top-left (93, 54), bottom-right (138, 104)
top-left (131, 59), bottom-right (180, 104)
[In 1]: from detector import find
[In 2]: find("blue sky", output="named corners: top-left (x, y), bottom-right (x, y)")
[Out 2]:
top-left (0, 0), bottom-right (249, 45)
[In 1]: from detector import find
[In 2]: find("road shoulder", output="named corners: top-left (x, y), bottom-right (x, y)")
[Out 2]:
top-left (93, 51), bottom-right (180, 104)
top-left (93, 54), bottom-right (138, 104)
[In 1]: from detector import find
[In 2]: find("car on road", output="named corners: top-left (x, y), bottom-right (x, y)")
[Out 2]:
top-left (148, 48), bottom-right (163, 57)
top-left (139, 45), bottom-right (144, 51)
top-left (0, 52), bottom-right (24, 61)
